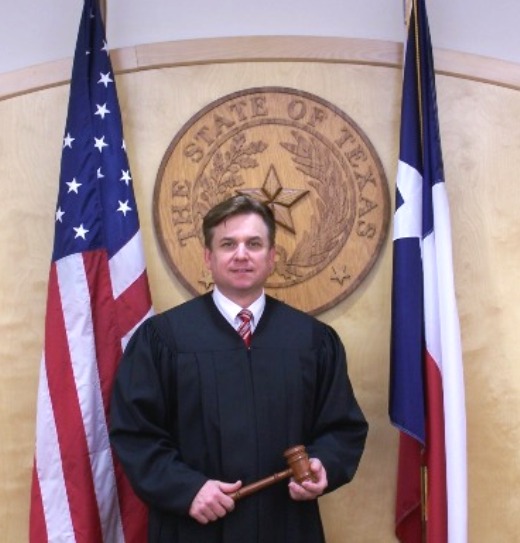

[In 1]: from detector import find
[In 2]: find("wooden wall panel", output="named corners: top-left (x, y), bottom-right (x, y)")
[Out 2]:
top-left (1, 37), bottom-right (519, 542)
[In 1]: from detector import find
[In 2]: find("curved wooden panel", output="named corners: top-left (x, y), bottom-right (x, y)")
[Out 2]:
top-left (2, 36), bottom-right (520, 101)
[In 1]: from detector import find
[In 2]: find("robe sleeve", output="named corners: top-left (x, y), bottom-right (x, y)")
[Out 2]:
top-left (109, 318), bottom-right (207, 514)
top-left (306, 325), bottom-right (369, 493)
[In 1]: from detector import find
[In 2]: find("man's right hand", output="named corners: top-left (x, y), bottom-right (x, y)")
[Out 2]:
top-left (189, 479), bottom-right (242, 524)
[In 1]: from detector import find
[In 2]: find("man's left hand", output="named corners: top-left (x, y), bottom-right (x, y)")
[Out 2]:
top-left (288, 457), bottom-right (328, 501)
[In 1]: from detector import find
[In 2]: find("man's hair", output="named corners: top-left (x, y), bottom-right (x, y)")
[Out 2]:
top-left (202, 195), bottom-right (276, 248)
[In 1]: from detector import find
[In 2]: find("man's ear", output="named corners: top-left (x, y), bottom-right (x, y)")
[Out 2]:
top-left (203, 247), bottom-right (212, 269)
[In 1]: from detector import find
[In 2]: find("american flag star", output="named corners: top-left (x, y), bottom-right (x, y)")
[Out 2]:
top-left (30, 1), bottom-right (152, 541)
top-left (51, 15), bottom-right (140, 261)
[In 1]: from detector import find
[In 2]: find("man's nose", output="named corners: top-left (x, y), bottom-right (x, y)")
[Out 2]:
top-left (234, 243), bottom-right (248, 258)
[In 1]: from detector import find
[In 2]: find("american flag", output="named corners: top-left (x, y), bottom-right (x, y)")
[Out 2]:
top-left (29, 0), bottom-right (152, 541)
top-left (389, 0), bottom-right (467, 542)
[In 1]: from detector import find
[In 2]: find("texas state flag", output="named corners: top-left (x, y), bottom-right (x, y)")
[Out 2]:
top-left (389, 1), bottom-right (467, 542)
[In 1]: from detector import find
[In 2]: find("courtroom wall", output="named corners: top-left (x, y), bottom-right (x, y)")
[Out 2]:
top-left (0, 37), bottom-right (519, 542)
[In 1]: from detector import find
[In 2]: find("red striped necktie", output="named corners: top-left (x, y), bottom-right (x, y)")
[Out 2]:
top-left (237, 309), bottom-right (253, 348)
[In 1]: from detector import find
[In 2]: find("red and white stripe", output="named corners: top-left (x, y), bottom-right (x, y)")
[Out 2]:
top-left (30, 232), bottom-right (152, 542)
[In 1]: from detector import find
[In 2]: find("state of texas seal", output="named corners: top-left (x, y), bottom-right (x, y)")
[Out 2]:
top-left (154, 87), bottom-right (390, 315)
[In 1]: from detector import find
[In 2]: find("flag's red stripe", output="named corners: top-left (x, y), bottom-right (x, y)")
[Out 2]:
top-left (114, 460), bottom-right (149, 541)
top-left (29, 463), bottom-right (49, 542)
top-left (395, 432), bottom-right (422, 543)
top-left (108, 265), bottom-right (152, 541)
top-left (395, 348), bottom-right (448, 543)
top-left (83, 251), bottom-right (149, 541)
top-left (424, 349), bottom-right (447, 542)
top-left (45, 264), bottom-right (103, 541)
top-left (114, 271), bottom-right (152, 337)
top-left (83, 252), bottom-right (122, 413)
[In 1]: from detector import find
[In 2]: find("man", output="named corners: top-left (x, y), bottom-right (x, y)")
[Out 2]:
top-left (110, 195), bottom-right (368, 543)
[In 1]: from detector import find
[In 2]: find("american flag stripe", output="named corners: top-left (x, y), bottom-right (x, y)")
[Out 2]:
top-left (29, 465), bottom-right (49, 540)
top-left (109, 231), bottom-right (147, 299)
top-left (34, 247), bottom-right (144, 542)
top-left (57, 254), bottom-right (120, 541)
top-left (114, 274), bottom-right (153, 341)
top-left (33, 361), bottom-right (73, 541)
top-left (30, 1), bottom-right (151, 540)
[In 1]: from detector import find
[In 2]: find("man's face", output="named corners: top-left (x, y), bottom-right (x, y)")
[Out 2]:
top-left (204, 212), bottom-right (275, 306)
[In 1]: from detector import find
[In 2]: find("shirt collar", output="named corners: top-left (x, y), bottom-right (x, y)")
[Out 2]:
top-left (212, 286), bottom-right (266, 332)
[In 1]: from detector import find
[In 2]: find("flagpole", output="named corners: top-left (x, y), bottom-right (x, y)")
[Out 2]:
top-left (99, 0), bottom-right (107, 27)
top-left (417, 15), bottom-right (426, 543)
top-left (421, 459), bottom-right (428, 543)
top-left (413, 0), bottom-right (428, 541)
top-left (413, 0), bottom-right (424, 154)
top-left (403, 0), bottom-right (413, 26)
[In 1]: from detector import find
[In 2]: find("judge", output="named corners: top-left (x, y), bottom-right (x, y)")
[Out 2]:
top-left (110, 195), bottom-right (368, 543)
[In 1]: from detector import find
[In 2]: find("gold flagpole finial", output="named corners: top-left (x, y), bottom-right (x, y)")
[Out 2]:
top-left (404, 0), bottom-right (413, 27)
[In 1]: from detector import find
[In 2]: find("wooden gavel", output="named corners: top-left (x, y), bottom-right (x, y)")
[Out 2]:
top-left (229, 445), bottom-right (313, 501)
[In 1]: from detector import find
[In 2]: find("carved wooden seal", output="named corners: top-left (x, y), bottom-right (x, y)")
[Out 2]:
top-left (154, 87), bottom-right (390, 315)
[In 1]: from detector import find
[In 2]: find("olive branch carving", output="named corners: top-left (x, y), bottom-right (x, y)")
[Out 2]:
top-left (192, 133), bottom-right (268, 230)
top-left (278, 131), bottom-right (351, 275)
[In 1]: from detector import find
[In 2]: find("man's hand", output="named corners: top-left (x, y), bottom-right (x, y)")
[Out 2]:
top-left (189, 480), bottom-right (242, 524)
top-left (288, 458), bottom-right (328, 501)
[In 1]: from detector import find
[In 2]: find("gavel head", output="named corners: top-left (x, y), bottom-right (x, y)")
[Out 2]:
top-left (283, 445), bottom-right (313, 484)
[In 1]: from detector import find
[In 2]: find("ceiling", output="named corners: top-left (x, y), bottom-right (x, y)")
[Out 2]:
top-left (1, 0), bottom-right (519, 75)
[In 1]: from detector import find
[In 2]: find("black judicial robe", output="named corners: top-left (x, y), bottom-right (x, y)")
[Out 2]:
top-left (110, 294), bottom-right (368, 543)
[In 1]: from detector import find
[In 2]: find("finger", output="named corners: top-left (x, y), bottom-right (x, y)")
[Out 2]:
top-left (205, 508), bottom-right (219, 522)
top-left (309, 458), bottom-right (323, 475)
top-left (222, 496), bottom-right (236, 513)
top-left (219, 480), bottom-right (242, 493)
top-left (190, 510), bottom-right (209, 524)
top-left (211, 501), bottom-right (229, 518)
top-left (288, 481), bottom-right (314, 500)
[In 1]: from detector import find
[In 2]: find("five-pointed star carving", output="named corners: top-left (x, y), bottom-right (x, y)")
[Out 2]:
top-left (238, 165), bottom-right (309, 233)
top-left (330, 265), bottom-right (351, 286)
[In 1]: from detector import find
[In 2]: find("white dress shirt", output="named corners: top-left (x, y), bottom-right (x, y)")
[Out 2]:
top-left (211, 286), bottom-right (266, 333)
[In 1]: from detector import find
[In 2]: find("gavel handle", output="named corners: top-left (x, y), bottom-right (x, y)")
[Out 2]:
top-left (229, 468), bottom-right (293, 501)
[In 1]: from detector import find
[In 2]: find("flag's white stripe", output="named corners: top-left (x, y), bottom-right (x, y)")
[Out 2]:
top-left (121, 306), bottom-right (154, 350)
top-left (109, 230), bottom-right (146, 299)
top-left (393, 160), bottom-right (423, 241)
top-left (421, 184), bottom-right (468, 543)
top-left (35, 355), bottom-right (75, 541)
top-left (89, 447), bottom-right (125, 542)
top-left (56, 254), bottom-right (125, 543)
top-left (422, 231), bottom-right (441, 367)
top-left (433, 184), bottom-right (467, 543)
